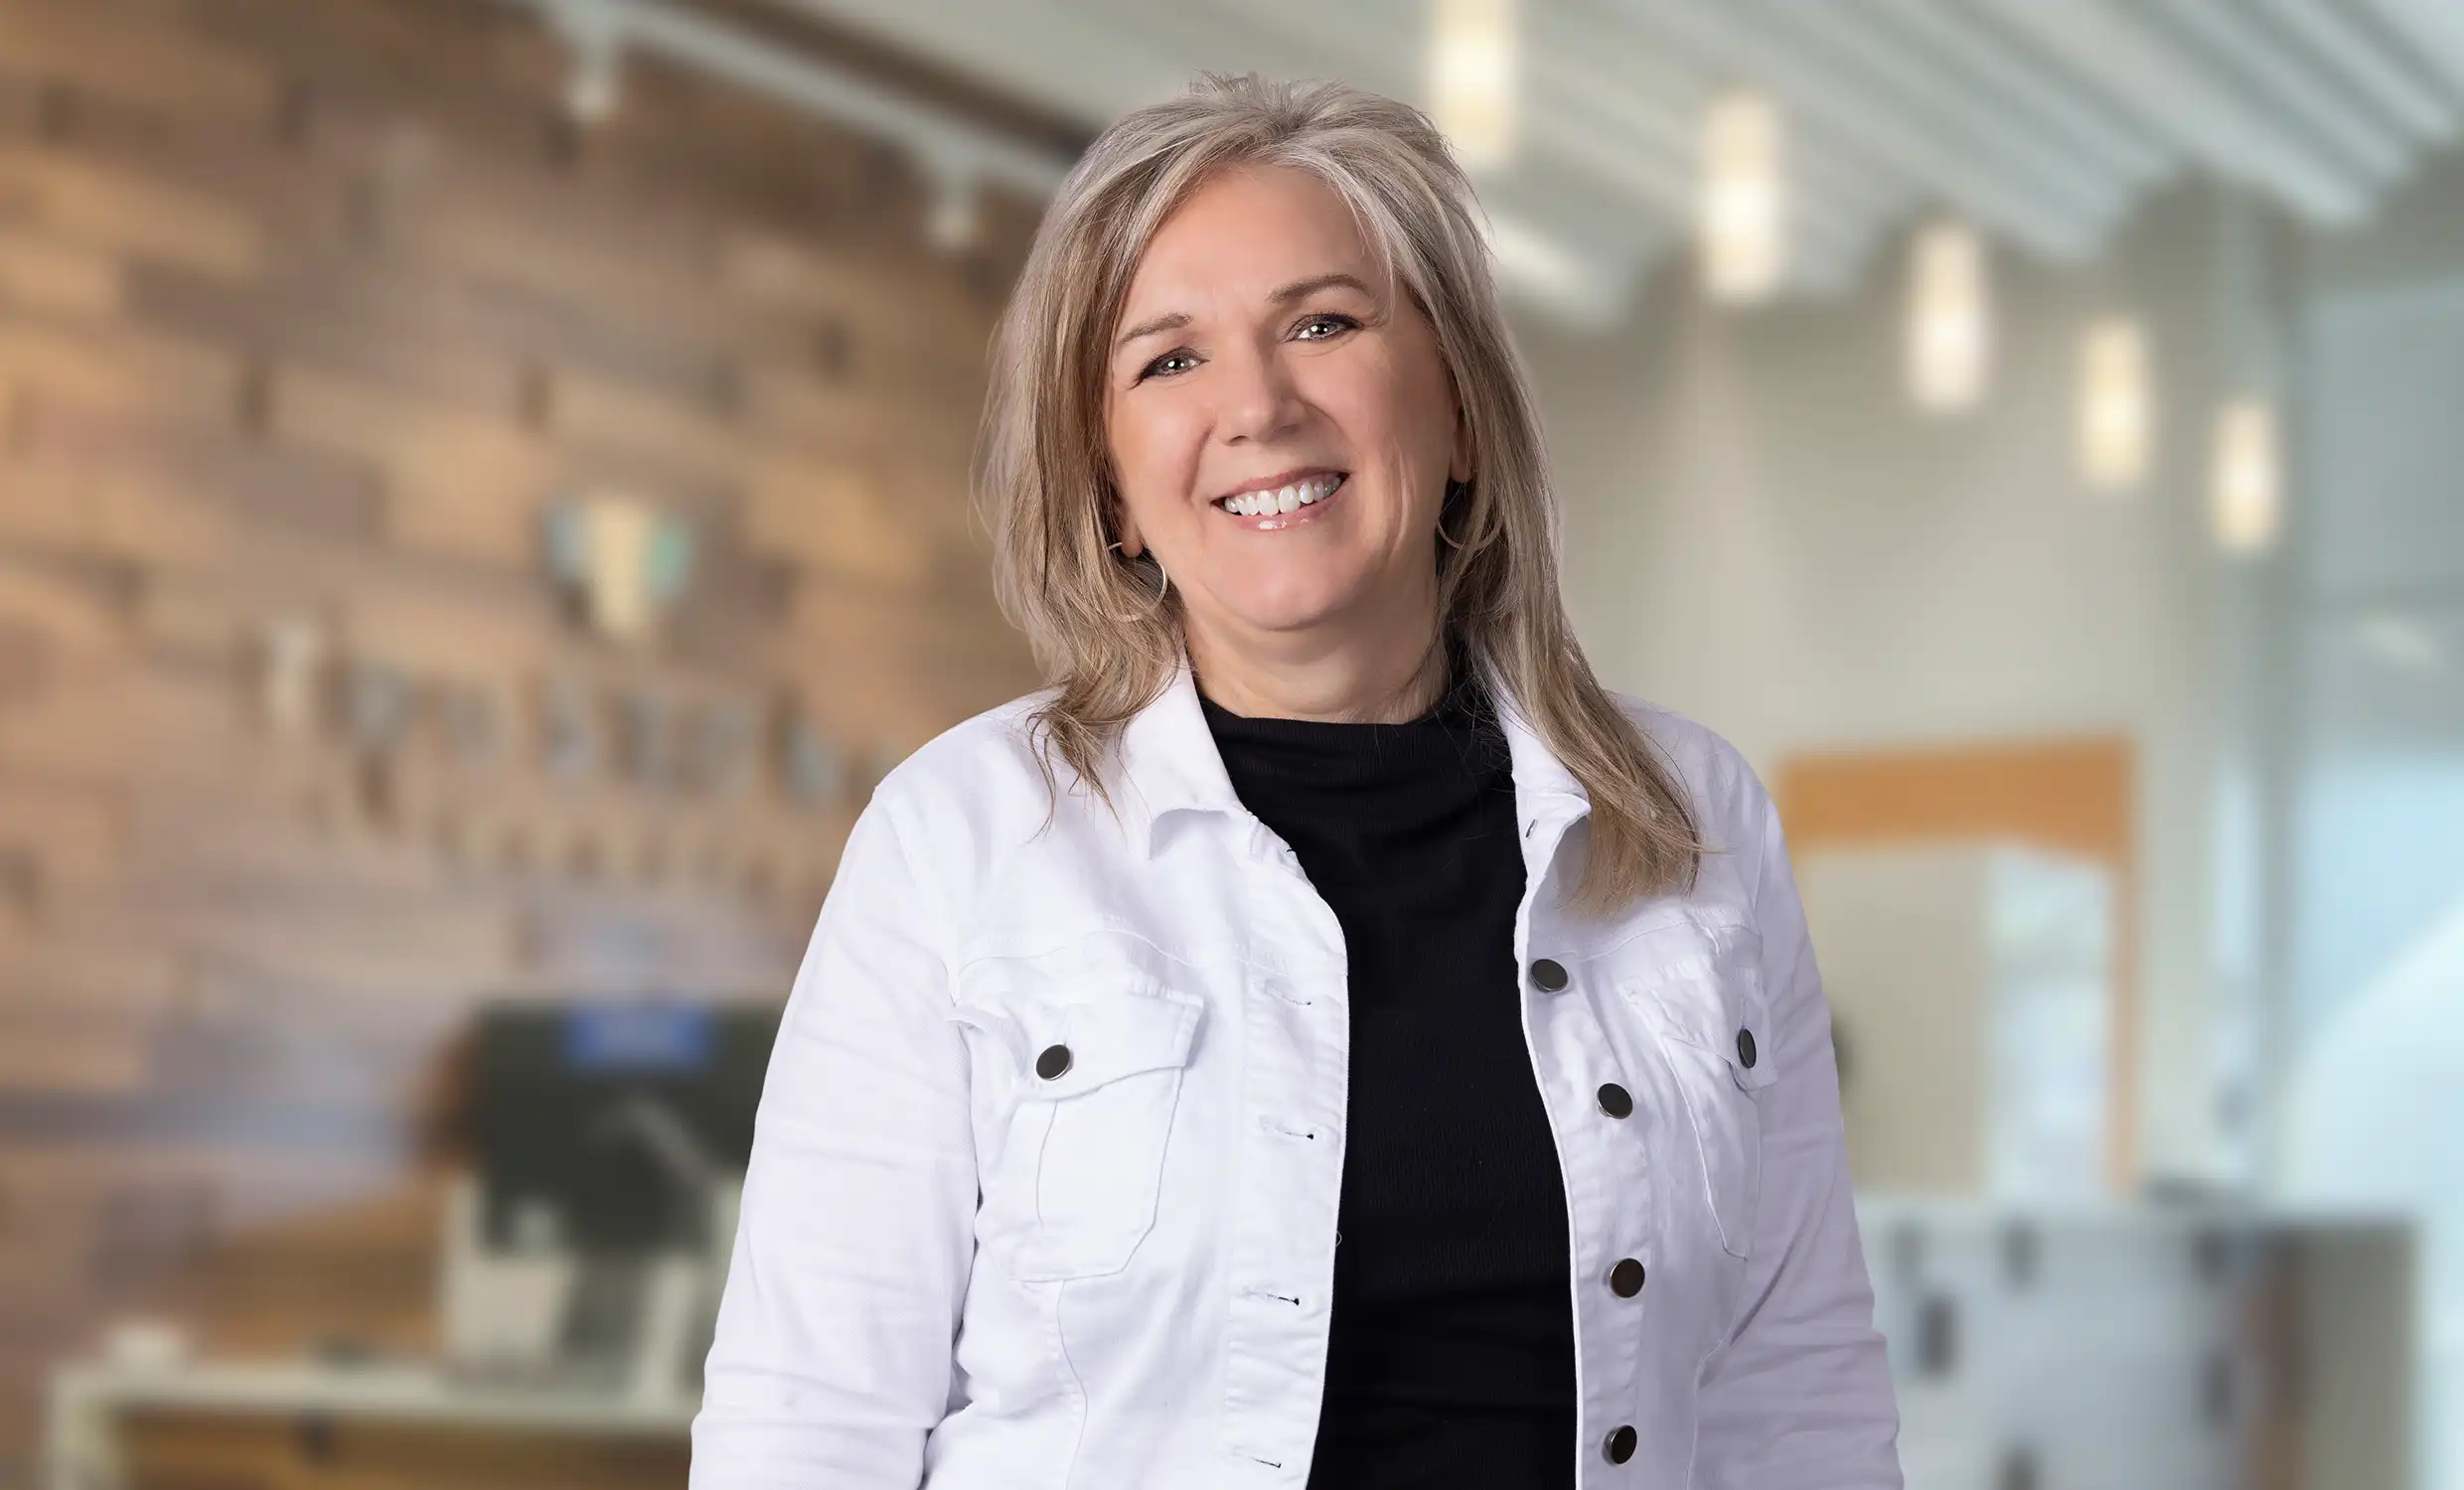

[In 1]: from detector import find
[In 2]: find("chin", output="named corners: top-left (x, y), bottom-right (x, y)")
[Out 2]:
top-left (1215, 570), bottom-right (1364, 636)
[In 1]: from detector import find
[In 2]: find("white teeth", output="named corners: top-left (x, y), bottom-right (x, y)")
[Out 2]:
top-left (1220, 473), bottom-right (1343, 517)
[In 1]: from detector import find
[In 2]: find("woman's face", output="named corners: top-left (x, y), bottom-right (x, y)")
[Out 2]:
top-left (1103, 164), bottom-right (1468, 657)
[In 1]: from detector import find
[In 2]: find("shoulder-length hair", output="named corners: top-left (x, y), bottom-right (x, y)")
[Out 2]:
top-left (973, 71), bottom-right (1701, 915)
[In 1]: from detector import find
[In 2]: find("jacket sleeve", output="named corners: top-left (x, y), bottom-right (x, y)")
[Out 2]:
top-left (692, 792), bottom-right (977, 1489)
top-left (1693, 776), bottom-right (1904, 1489)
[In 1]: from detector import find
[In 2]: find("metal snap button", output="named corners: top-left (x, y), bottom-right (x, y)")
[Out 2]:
top-left (1530, 958), bottom-right (1569, 993)
top-left (1604, 1423), bottom-right (1637, 1463)
top-left (1035, 1043), bottom-right (1072, 1080)
top-left (1596, 1083), bottom-right (1633, 1119)
top-left (1736, 1027), bottom-right (1759, 1069)
top-left (1609, 1258), bottom-right (1646, 1297)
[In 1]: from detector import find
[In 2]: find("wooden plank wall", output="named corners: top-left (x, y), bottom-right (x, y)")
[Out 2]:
top-left (0, 0), bottom-right (1047, 1472)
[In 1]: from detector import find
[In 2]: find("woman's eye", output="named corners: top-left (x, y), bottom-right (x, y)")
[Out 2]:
top-left (1135, 315), bottom-right (1355, 382)
top-left (1139, 351), bottom-right (1196, 381)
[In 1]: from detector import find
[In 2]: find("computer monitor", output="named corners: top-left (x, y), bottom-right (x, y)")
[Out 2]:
top-left (469, 1000), bottom-right (780, 1259)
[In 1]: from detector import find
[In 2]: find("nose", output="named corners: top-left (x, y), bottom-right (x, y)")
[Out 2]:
top-left (1214, 334), bottom-right (1306, 446)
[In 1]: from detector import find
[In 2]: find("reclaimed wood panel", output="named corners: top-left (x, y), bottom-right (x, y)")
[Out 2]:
top-left (0, 314), bottom-right (245, 428)
top-left (11, 395), bottom-right (391, 541)
top-left (0, 0), bottom-right (278, 127)
top-left (0, 224), bottom-right (123, 314)
top-left (0, 0), bottom-right (1054, 1478)
top-left (0, 142), bottom-right (265, 279)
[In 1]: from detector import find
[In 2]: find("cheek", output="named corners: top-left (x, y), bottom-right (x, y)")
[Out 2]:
top-left (1393, 340), bottom-right (1460, 453)
top-left (1106, 399), bottom-right (1200, 522)
top-left (1312, 349), bottom-right (1451, 492)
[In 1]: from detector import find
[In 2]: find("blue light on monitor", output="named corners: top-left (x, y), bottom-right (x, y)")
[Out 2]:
top-left (562, 1005), bottom-right (716, 1073)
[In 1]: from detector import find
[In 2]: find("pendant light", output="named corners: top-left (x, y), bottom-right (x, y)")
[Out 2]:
top-left (2212, 398), bottom-right (2282, 553)
top-left (2078, 318), bottom-right (2153, 492)
top-left (1432, 0), bottom-right (1518, 173)
top-left (1700, 90), bottom-right (1785, 305)
top-left (1907, 219), bottom-right (1992, 414)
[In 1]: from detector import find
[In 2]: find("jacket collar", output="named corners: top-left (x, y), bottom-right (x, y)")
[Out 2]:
top-left (1116, 646), bottom-right (1591, 858)
top-left (1116, 651), bottom-right (1248, 855)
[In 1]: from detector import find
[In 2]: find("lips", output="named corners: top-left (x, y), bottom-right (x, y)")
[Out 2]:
top-left (1213, 471), bottom-right (1347, 520)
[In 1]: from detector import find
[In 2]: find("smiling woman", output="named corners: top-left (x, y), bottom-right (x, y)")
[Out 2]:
top-left (1102, 164), bottom-right (1471, 717)
top-left (974, 74), bottom-right (1706, 914)
top-left (693, 72), bottom-right (1902, 1490)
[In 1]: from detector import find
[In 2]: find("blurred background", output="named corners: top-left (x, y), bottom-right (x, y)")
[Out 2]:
top-left (0, 0), bottom-right (2457, 1487)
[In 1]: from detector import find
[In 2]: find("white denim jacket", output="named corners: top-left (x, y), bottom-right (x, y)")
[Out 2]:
top-left (692, 651), bottom-right (1903, 1490)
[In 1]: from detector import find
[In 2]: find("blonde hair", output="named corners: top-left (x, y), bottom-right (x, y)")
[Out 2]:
top-left (973, 72), bottom-right (1700, 914)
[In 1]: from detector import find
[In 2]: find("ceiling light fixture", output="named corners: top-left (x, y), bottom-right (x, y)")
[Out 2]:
top-left (1700, 90), bottom-right (1785, 306)
top-left (1431, 0), bottom-right (1518, 173)
top-left (2079, 318), bottom-right (2153, 492)
top-left (1907, 219), bottom-right (1992, 414)
top-left (2212, 397), bottom-right (2283, 554)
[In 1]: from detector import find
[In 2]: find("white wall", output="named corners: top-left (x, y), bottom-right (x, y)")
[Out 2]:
top-left (1515, 182), bottom-right (2262, 1182)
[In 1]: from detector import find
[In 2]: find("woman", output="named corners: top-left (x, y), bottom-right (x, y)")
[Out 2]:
top-left (693, 73), bottom-right (1901, 1490)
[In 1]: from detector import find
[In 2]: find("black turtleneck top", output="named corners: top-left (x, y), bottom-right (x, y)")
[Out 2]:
top-left (1197, 659), bottom-right (1577, 1490)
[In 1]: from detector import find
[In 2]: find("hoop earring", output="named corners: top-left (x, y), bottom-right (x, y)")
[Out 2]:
top-left (1107, 540), bottom-right (1171, 606)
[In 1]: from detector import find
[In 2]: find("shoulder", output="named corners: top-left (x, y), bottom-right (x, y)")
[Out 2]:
top-left (863, 683), bottom-right (1073, 834)
top-left (1606, 689), bottom-right (1767, 809)
top-left (818, 684), bottom-right (1081, 929)
top-left (1601, 687), bottom-right (1779, 890)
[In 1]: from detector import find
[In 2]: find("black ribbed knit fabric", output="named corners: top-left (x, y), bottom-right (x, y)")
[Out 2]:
top-left (1197, 657), bottom-right (1576, 1490)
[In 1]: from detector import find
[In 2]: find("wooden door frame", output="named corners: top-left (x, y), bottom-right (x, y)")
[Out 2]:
top-left (1776, 736), bottom-right (2138, 1192)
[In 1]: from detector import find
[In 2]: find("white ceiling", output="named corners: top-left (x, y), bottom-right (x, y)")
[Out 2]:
top-left (757, 0), bottom-right (2464, 328)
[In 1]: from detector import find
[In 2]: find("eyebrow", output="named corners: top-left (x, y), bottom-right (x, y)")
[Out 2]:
top-left (1113, 271), bottom-right (1379, 353)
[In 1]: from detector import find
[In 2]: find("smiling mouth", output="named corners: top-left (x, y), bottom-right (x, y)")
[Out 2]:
top-left (1213, 472), bottom-right (1347, 524)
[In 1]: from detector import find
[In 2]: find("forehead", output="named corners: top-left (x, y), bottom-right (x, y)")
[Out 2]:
top-left (1124, 165), bottom-right (1379, 306)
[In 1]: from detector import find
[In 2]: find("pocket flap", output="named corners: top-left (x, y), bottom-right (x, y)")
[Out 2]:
top-left (946, 938), bottom-right (1201, 1095)
top-left (1021, 990), bottom-right (1202, 1099)
top-left (1631, 916), bottom-right (1778, 1091)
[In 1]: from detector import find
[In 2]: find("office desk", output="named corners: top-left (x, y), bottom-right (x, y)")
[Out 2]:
top-left (47, 1358), bottom-right (696, 1490)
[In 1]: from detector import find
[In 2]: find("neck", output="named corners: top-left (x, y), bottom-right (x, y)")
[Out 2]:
top-left (1184, 600), bottom-right (1450, 724)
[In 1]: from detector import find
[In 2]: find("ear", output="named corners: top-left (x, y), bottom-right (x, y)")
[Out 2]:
top-left (1099, 457), bottom-right (1146, 558)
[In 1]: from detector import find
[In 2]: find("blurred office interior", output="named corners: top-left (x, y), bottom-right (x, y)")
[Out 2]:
top-left (0, 0), bottom-right (2458, 1487)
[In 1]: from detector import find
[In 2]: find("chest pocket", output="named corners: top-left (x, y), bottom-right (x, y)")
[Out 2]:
top-left (949, 956), bottom-right (1204, 1283)
top-left (1620, 917), bottom-right (1778, 1260)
